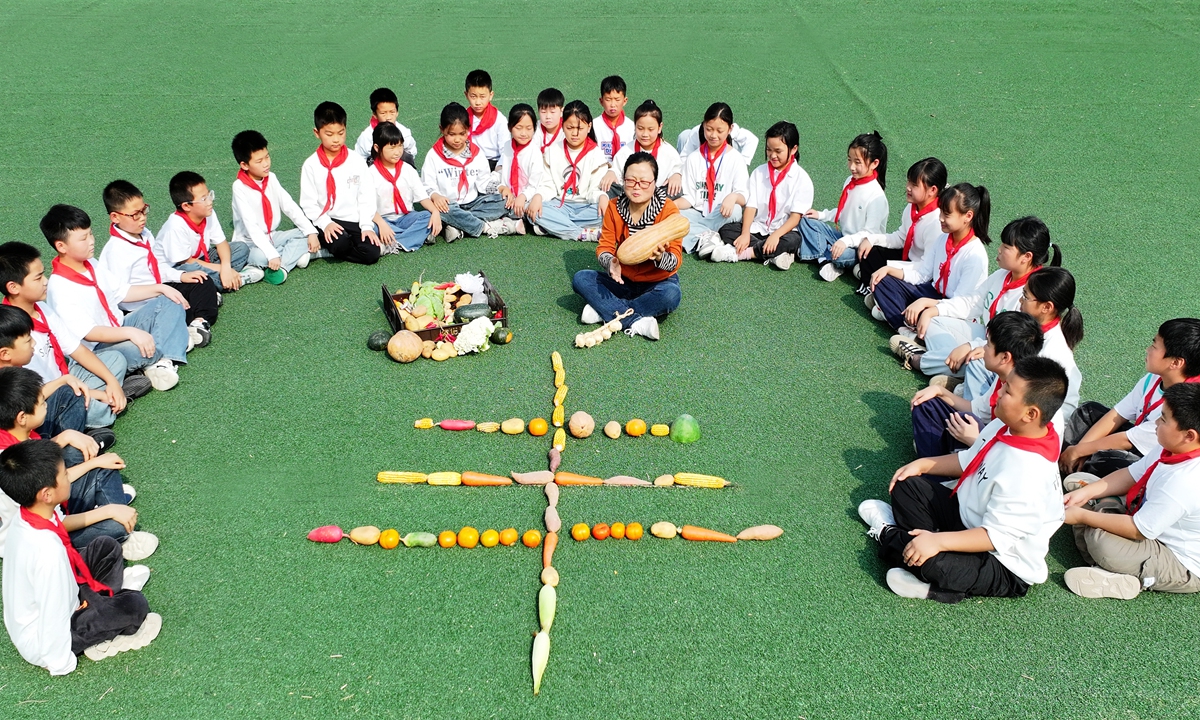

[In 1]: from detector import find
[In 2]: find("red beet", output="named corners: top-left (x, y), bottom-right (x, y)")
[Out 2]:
top-left (307, 525), bottom-right (346, 543)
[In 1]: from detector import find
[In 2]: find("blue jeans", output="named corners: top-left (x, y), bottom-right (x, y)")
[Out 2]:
top-left (442, 195), bottom-right (507, 237)
top-left (920, 316), bottom-right (986, 377)
top-left (571, 270), bottom-right (681, 329)
top-left (680, 206), bottom-right (742, 253)
top-left (873, 276), bottom-right (943, 332)
top-left (535, 202), bottom-right (603, 240)
top-left (175, 240), bottom-right (251, 290)
top-left (66, 349), bottom-right (128, 428)
top-left (65, 458), bottom-right (130, 549)
top-left (41, 384), bottom-right (87, 438)
top-left (376, 211), bottom-right (433, 252)
top-left (244, 232), bottom-right (311, 273)
top-left (98, 295), bottom-right (189, 369)
top-left (798, 218), bottom-right (857, 267)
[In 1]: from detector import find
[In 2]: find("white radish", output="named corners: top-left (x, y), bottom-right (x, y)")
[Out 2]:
top-left (531, 631), bottom-right (550, 695)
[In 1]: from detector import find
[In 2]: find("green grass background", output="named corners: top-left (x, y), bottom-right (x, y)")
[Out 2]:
top-left (1, 0), bottom-right (1198, 717)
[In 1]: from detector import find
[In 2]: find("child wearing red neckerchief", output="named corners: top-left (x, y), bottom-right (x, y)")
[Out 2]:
top-left (421, 103), bottom-right (515, 242)
top-left (675, 102), bottom-right (749, 254)
top-left (602, 99), bottom-right (684, 200)
top-left (531, 100), bottom-right (612, 242)
top-left (463, 69), bottom-right (510, 170)
top-left (592, 75), bottom-right (634, 165)
top-left (533, 88), bottom-right (565, 157)
top-left (352, 87), bottom-right (417, 167)
top-left (158, 171), bottom-right (259, 292)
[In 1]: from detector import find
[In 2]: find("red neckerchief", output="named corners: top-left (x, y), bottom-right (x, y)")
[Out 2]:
top-left (174, 211), bottom-right (210, 262)
top-left (2, 299), bottom-right (67, 374)
top-left (1127, 446), bottom-right (1200, 514)
top-left (639, 137), bottom-right (662, 158)
top-left (702, 143), bottom-right (728, 213)
top-left (109, 225), bottom-right (161, 283)
top-left (766, 158), bottom-right (794, 226)
top-left (237, 170), bottom-right (273, 232)
top-left (316, 145), bottom-right (349, 216)
top-left (369, 117), bottom-right (379, 128)
top-left (1135, 376), bottom-right (1200, 425)
top-left (0, 427), bottom-right (40, 450)
top-left (835, 171), bottom-right (877, 225)
top-left (988, 267), bottom-right (1040, 319)
top-left (20, 507), bottom-right (111, 596)
top-left (561, 139), bottom-right (599, 206)
top-left (372, 159), bottom-right (410, 215)
top-left (902, 199), bottom-right (938, 261)
top-left (1041, 318), bottom-right (1061, 333)
top-left (469, 104), bottom-right (499, 137)
top-left (51, 258), bottom-right (119, 327)
top-left (507, 139), bottom-right (531, 196)
top-left (988, 378), bottom-right (1005, 416)
top-left (539, 124), bottom-right (561, 153)
top-left (433, 139), bottom-right (481, 197)
top-left (935, 229), bottom-right (976, 295)
top-left (602, 112), bottom-right (626, 160)
top-left (953, 423), bottom-right (1060, 495)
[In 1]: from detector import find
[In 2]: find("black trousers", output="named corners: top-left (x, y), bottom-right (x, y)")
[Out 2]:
top-left (166, 279), bottom-right (219, 326)
top-left (717, 222), bottom-right (802, 260)
top-left (858, 245), bottom-right (904, 282)
top-left (880, 475), bottom-right (1029, 600)
top-left (321, 220), bottom-right (380, 266)
top-left (70, 536), bottom-right (149, 654)
top-left (1064, 401), bottom-right (1141, 476)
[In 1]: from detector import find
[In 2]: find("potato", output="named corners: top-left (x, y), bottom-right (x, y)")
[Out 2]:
top-left (501, 418), bottom-right (525, 435)
top-left (654, 474), bottom-right (675, 487)
top-left (603, 421), bottom-right (621, 439)
top-left (650, 522), bottom-right (679, 539)
top-left (421, 340), bottom-right (435, 359)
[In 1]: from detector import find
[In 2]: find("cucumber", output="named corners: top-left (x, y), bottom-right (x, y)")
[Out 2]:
top-left (367, 331), bottom-right (392, 351)
top-left (454, 303), bottom-right (492, 323)
top-left (401, 532), bottom-right (437, 548)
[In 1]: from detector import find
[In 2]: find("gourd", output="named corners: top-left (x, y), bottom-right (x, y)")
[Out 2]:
top-left (367, 331), bottom-right (391, 351)
top-left (568, 412), bottom-right (594, 438)
top-left (614, 213), bottom-right (690, 265)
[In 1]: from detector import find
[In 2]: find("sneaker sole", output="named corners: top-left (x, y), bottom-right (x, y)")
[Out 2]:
top-left (143, 367), bottom-right (179, 392)
top-left (122, 532), bottom-right (160, 561)
top-left (88, 613), bottom-right (163, 660)
top-left (1064, 567), bottom-right (1141, 599)
top-left (886, 568), bottom-right (932, 599)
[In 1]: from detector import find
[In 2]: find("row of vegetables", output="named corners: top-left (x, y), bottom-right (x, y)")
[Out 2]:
top-left (376, 470), bottom-right (730, 488)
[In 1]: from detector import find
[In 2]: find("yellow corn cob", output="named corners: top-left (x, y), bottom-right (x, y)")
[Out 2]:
top-left (476, 422), bottom-right (501, 433)
top-left (554, 368), bottom-right (565, 388)
top-left (673, 473), bottom-right (729, 489)
top-left (552, 405), bottom-right (564, 427)
top-left (377, 471), bottom-right (427, 484)
top-left (551, 351), bottom-right (563, 372)
top-left (553, 428), bottom-right (566, 451)
top-left (427, 471), bottom-right (462, 486)
top-left (650, 424), bottom-right (670, 436)
top-left (553, 384), bottom-right (568, 407)
top-left (413, 417), bottom-right (434, 429)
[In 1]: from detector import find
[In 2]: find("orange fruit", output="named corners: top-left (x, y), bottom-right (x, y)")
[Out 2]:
top-left (522, 529), bottom-right (542, 548)
top-left (499, 527), bottom-right (519, 546)
top-left (571, 523), bottom-right (590, 541)
top-left (610, 522), bottom-right (626, 540)
top-left (625, 419), bottom-right (647, 437)
top-left (438, 530), bottom-right (457, 548)
top-left (379, 528), bottom-right (400, 549)
top-left (480, 529), bottom-right (500, 548)
top-left (592, 522), bottom-right (610, 541)
top-left (458, 526), bottom-right (480, 549)
top-left (625, 522), bottom-right (644, 541)
top-left (529, 418), bottom-right (549, 436)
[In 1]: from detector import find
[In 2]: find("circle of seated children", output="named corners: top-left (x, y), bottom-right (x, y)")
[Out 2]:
top-left (2, 67), bottom-right (1200, 680)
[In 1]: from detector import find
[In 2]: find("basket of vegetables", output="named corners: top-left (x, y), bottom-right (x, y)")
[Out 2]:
top-left (381, 272), bottom-right (511, 345)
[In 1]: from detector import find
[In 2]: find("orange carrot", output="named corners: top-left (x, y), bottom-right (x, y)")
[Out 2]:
top-left (554, 471), bottom-right (603, 486)
top-left (679, 525), bottom-right (737, 543)
top-left (461, 471), bottom-right (513, 486)
top-left (542, 531), bottom-right (558, 568)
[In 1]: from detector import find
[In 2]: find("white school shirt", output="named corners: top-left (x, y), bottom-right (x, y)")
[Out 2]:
top-left (533, 124), bottom-right (565, 156)
top-left (353, 120), bottom-right (418, 163)
top-left (679, 146), bottom-right (750, 218)
top-left (469, 108), bottom-right (510, 161)
top-left (366, 160), bottom-right (431, 218)
top-left (610, 140), bottom-right (683, 189)
top-left (676, 123), bottom-right (760, 165)
top-left (537, 142), bottom-right (610, 205)
top-left (45, 262), bottom-right (129, 350)
top-left (421, 144), bottom-right (492, 205)
top-left (98, 226), bottom-right (179, 313)
top-left (156, 209), bottom-right (228, 266)
top-left (935, 269), bottom-right (1026, 332)
top-left (231, 171), bottom-right (317, 262)
top-left (496, 142), bottom-right (547, 201)
top-left (1113, 374), bottom-right (1168, 455)
top-left (26, 302), bottom-right (81, 383)
top-left (745, 161), bottom-right (814, 235)
top-left (841, 202), bottom-right (942, 270)
top-left (592, 115), bottom-right (636, 162)
top-left (1130, 449), bottom-right (1200, 576)
top-left (814, 177), bottom-right (888, 236)
top-left (299, 151), bottom-right (375, 229)
top-left (1040, 323), bottom-right (1082, 423)
top-left (2, 510), bottom-right (79, 675)
top-left (954, 418), bottom-right (1064, 584)
top-left (902, 234), bottom-right (989, 299)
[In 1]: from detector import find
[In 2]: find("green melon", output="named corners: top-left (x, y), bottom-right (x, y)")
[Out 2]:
top-left (669, 414), bottom-right (700, 443)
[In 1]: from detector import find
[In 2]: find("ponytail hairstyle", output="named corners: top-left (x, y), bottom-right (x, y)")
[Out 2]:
top-left (633, 100), bottom-right (664, 134)
top-left (848, 131), bottom-right (888, 190)
top-left (907, 157), bottom-right (947, 196)
top-left (763, 121), bottom-right (800, 159)
top-left (1000, 216), bottom-right (1062, 268)
top-left (562, 100), bottom-right (597, 141)
top-left (1026, 266), bottom-right (1084, 349)
top-left (369, 121), bottom-right (405, 164)
top-left (938, 183), bottom-right (991, 244)
top-left (697, 102), bottom-right (735, 148)
top-left (439, 102), bottom-right (470, 132)
top-left (507, 103), bottom-right (536, 130)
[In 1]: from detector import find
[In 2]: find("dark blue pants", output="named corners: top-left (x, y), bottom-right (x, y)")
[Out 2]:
top-left (571, 270), bottom-right (681, 329)
top-left (41, 385), bottom-right (87, 439)
top-left (873, 275), bottom-right (942, 331)
top-left (911, 398), bottom-right (975, 459)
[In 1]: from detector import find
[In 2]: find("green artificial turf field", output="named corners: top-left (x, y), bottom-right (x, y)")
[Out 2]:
top-left (1, 0), bottom-right (1198, 717)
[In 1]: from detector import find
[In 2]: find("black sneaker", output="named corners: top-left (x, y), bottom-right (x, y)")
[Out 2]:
top-left (86, 428), bottom-right (116, 453)
top-left (891, 338), bottom-right (926, 370)
top-left (188, 319), bottom-right (212, 348)
top-left (122, 373), bottom-right (153, 400)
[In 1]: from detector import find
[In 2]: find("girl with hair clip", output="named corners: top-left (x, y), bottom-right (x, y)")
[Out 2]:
top-left (916, 216), bottom-right (1061, 382)
top-left (367, 122), bottom-right (441, 252)
top-left (708, 121), bottom-right (813, 269)
top-left (601, 100), bottom-right (683, 198)
top-left (676, 102), bottom-right (749, 254)
top-left (495, 104), bottom-right (548, 235)
top-left (869, 183), bottom-right (991, 367)
top-left (798, 131), bottom-right (890, 281)
top-left (533, 100), bottom-right (610, 241)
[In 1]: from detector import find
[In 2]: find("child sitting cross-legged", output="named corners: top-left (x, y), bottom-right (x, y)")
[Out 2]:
top-left (367, 121), bottom-right (441, 252)
top-left (158, 171), bottom-right (264, 291)
top-left (858, 356), bottom-right (1068, 603)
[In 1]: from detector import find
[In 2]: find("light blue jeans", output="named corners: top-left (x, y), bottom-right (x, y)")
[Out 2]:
top-left (441, 195), bottom-right (507, 237)
top-left (376, 212), bottom-right (433, 252)
top-left (963, 358), bottom-right (997, 403)
top-left (680, 206), bottom-right (742, 253)
top-left (535, 201), bottom-right (603, 240)
top-left (175, 240), bottom-right (251, 290)
top-left (242, 232), bottom-right (311, 272)
top-left (98, 295), bottom-right (189, 368)
top-left (919, 316), bottom-right (986, 377)
top-left (798, 218), bottom-right (857, 267)
top-left (67, 349), bottom-right (128, 428)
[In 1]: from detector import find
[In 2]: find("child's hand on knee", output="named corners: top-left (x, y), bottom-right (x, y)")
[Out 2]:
top-left (903, 529), bottom-right (942, 566)
top-left (830, 239), bottom-right (847, 258)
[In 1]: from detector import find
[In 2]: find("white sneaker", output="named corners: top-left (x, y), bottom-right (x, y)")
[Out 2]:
top-left (576, 227), bottom-right (600, 242)
top-left (895, 327), bottom-right (922, 344)
top-left (215, 292), bottom-right (222, 307)
top-left (580, 305), bottom-right (602, 324)
top-left (481, 220), bottom-right (503, 238)
top-left (143, 361), bottom-right (178, 392)
top-left (123, 483), bottom-right (136, 503)
top-left (122, 530), bottom-right (159, 561)
top-left (239, 266), bottom-right (265, 285)
top-left (767, 253), bottom-right (794, 271)
top-left (852, 264), bottom-right (862, 280)
top-left (444, 226), bottom-right (463, 243)
top-left (1064, 567), bottom-right (1142, 599)
top-left (295, 252), bottom-right (311, 269)
top-left (185, 334), bottom-right (194, 353)
top-left (85, 613), bottom-right (162, 661)
top-left (886, 568), bottom-right (932, 599)
top-left (864, 292), bottom-right (877, 311)
top-left (123, 565), bottom-right (151, 592)
top-left (818, 262), bottom-right (843, 282)
top-left (871, 306), bottom-right (886, 322)
top-left (188, 318), bottom-right (211, 348)
top-left (624, 316), bottom-right (660, 341)
top-left (857, 499), bottom-right (895, 540)
top-left (311, 247), bottom-right (333, 259)
top-left (709, 243), bottom-right (738, 263)
top-left (695, 230), bottom-right (721, 259)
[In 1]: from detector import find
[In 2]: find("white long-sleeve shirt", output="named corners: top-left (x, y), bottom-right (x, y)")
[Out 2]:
top-left (45, 261), bottom-right (128, 349)
top-left (1041, 323), bottom-right (1082, 424)
top-left (157, 210), bottom-right (227, 266)
top-left (299, 150), bottom-right (374, 229)
top-left (231, 171), bottom-right (317, 261)
top-left (537, 142), bottom-right (610, 205)
top-left (1114, 374), bottom-right (1169, 455)
top-left (3, 511), bottom-right (79, 675)
top-left (353, 120), bottom-right (418, 163)
top-left (533, 124), bottom-right (564, 156)
top-left (610, 140), bottom-right (682, 189)
top-left (421, 142), bottom-right (492, 205)
top-left (592, 115), bottom-right (635, 162)
top-left (496, 142), bottom-right (548, 201)
top-left (814, 177), bottom-right (889, 236)
top-left (26, 302), bottom-right (81, 383)
top-left (366, 160), bottom-right (431, 218)
top-left (935, 269), bottom-right (1027, 332)
top-left (469, 106), bottom-right (510, 161)
top-left (679, 146), bottom-right (750, 218)
top-left (954, 418), bottom-right (1064, 585)
top-left (745, 161), bottom-right (814, 235)
top-left (98, 226), bottom-right (179, 312)
top-left (1130, 448), bottom-right (1200, 576)
top-left (841, 202), bottom-right (941, 270)
top-left (676, 123), bottom-right (759, 165)
top-left (902, 233), bottom-right (989, 299)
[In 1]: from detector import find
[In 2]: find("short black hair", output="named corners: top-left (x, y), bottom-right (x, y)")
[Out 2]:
top-left (439, 102), bottom-right (470, 131)
top-left (0, 304), bottom-right (34, 352)
top-left (0, 439), bottom-right (65, 508)
top-left (231, 130), bottom-right (268, 164)
top-left (103, 180), bottom-right (143, 214)
top-left (1164, 383), bottom-right (1200, 435)
top-left (987, 311), bottom-right (1044, 362)
top-left (465, 69), bottom-right (492, 91)
top-left (537, 87), bottom-right (564, 110)
top-left (600, 75), bottom-right (627, 96)
top-left (314, 101), bottom-right (347, 130)
top-left (39, 204), bottom-right (92, 249)
top-left (0, 242), bottom-right (42, 298)
top-left (370, 87), bottom-right (398, 112)
top-left (169, 171), bottom-right (207, 210)
top-left (1159, 318), bottom-right (1200, 377)
top-left (0, 366), bottom-right (43, 430)
top-left (1010, 356), bottom-right (1068, 427)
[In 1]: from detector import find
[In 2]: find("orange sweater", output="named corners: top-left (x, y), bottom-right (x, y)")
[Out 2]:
top-left (596, 199), bottom-right (682, 283)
